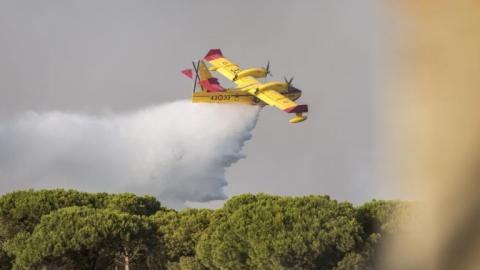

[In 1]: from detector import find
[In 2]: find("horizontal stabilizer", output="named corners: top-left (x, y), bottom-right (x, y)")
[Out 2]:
top-left (181, 69), bottom-right (193, 79)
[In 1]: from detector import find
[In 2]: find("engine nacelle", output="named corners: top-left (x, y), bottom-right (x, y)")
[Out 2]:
top-left (258, 81), bottom-right (289, 92)
top-left (234, 68), bottom-right (268, 80)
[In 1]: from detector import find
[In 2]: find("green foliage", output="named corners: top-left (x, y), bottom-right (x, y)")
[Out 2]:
top-left (0, 190), bottom-right (409, 269)
top-left (0, 189), bottom-right (162, 235)
top-left (167, 256), bottom-right (207, 270)
top-left (357, 200), bottom-right (412, 235)
top-left (333, 252), bottom-right (367, 270)
top-left (104, 193), bottom-right (164, 216)
top-left (4, 206), bottom-right (162, 269)
top-left (0, 189), bottom-right (103, 234)
top-left (0, 190), bottom-right (165, 269)
top-left (0, 220), bottom-right (12, 270)
top-left (0, 189), bottom-right (163, 239)
top-left (153, 208), bottom-right (213, 264)
top-left (0, 247), bottom-right (11, 270)
top-left (196, 194), bottom-right (365, 270)
top-left (354, 200), bottom-right (413, 270)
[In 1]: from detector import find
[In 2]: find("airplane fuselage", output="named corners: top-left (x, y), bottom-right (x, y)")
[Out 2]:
top-left (192, 88), bottom-right (302, 107)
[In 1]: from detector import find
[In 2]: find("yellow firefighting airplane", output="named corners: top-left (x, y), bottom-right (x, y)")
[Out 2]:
top-left (182, 49), bottom-right (308, 123)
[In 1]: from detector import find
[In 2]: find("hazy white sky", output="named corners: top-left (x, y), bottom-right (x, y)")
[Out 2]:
top-left (0, 0), bottom-right (395, 205)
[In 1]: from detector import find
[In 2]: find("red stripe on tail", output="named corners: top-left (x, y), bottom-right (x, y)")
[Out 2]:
top-left (199, 78), bottom-right (224, 92)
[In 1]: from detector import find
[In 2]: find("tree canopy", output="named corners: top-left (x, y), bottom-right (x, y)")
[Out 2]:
top-left (4, 206), bottom-right (160, 269)
top-left (196, 194), bottom-right (365, 270)
top-left (0, 189), bottom-right (410, 269)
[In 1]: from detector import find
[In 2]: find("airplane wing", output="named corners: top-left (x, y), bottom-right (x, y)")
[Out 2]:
top-left (247, 88), bottom-right (299, 111)
top-left (204, 49), bottom-right (261, 88)
top-left (251, 88), bottom-right (308, 123)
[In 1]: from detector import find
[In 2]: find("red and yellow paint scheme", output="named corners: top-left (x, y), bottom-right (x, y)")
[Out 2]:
top-left (181, 49), bottom-right (308, 123)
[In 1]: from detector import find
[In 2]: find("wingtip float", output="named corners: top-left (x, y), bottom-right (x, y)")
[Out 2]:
top-left (181, 49), bottom-right (308, 124)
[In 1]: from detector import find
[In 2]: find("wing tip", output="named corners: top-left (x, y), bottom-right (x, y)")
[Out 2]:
top-left (204, 48), bottom-right (223, 61)
top-left (289, 115), bottom-right (307, 124)
top-left (284, 104), bottom-right (308, 113)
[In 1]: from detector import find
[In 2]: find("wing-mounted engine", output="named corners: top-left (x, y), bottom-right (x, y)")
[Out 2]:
top-left (233, 67), bottom-right (268, 81)
top-left (233, 60), bottom-right (272, 81)
top-left (257, 81), bottom-right (289, 93)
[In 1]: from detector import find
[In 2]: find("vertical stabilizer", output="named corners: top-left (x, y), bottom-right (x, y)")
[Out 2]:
top-left (198, 61), bottom-right (212, 82)
top-left (197, 60), bottom-right (223, 92)
top-left (181, 60), bottom-right (224, 92)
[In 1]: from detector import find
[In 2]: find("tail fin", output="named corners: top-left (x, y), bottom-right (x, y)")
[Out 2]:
top-left (181, 60), bottom-right (224, 92)
top-left (197, 60), bottom-right (223, 91)
top-left (181, 61), bottom-right (212, 81)
top-left (198, 61), bottom-right (212, 81)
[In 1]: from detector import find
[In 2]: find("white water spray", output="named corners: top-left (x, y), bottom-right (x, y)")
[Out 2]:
top-left (0, 100), bottom-right (259, 207)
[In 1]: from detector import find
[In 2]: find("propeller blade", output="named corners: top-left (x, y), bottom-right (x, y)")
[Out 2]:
top-left (284, 76), bottom-right (294, 85)
top-left (264, 61), bottom-right (272, 77)
top-left (284, 76), bottom-right (294, 92)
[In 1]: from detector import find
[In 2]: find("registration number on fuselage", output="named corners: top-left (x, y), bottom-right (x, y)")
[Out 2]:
top-left (210, 95), bottom-right (232, 101)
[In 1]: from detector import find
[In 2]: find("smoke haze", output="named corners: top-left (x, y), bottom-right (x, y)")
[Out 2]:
top-left (0, 101), bottom-right (259, 207)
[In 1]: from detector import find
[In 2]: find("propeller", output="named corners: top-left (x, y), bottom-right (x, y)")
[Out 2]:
top-left (264, 61), bottom-right (273, 78)
top-left (284, 76), bottom-right (294, 91)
